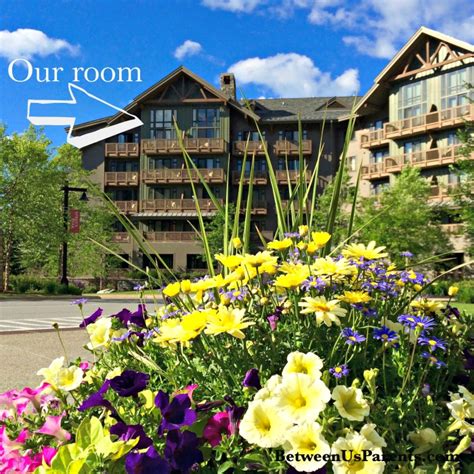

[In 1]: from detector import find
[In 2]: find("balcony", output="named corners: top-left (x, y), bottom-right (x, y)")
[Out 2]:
top-left (141, 137), bottom-right (226, 154)
top-left (440, 223), bottom-right (464, 234)
top-left (111, 232), bottom-right (131, 243)
top-left (105, 143), bottom-right (139, 158)
top-left (274, 139), bottom-right (312, 156)
top-left (140, 198), bottom-right (223, 214)
top-left (385, 104), bottom-right (473, 139)
top-left (232, 170), bottom-right (268, 185)
top-left (105, 172), bottom-right (139, 186)
top-left (232, 140), bottom-right (267, 155)
top-left (281, 200), bottom-right (311, 212)
top-left (361, 145), bottom-right (470, 180)
top-left (114, 201), bottom-right (139, 213)
top-left (141, 168), bottom-right (225, 184)
top-left (143, 231), bottom-right (197, 242)
top-left (276, 170), bottom-right (312, 184)
top-left (360, 129), bottom-right (389, 149)
top-left (241, 201), bottom-right (268, 215)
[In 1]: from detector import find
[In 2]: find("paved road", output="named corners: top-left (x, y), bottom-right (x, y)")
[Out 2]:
top-left (0, 298), bottom-right (161, 332)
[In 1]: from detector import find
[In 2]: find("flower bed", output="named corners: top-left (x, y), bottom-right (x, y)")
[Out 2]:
top-left (1, 231), bottom-right (473, 473)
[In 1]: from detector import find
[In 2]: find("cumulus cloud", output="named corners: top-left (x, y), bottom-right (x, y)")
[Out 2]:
top-left (201, 0), bottom-right (264, 12)
top-left (0, 28), bottom-right (79, 61)
top-left (174, 40), bottom-right (203, 60)
top-left (228, 53), bottom-right (359, 97)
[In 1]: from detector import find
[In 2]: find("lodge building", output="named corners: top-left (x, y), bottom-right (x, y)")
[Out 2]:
top-left (75, 27), bottom-right (473, 270)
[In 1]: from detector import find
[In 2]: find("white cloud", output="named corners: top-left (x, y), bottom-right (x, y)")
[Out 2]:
top-left (201, 0), bottom-right (264, 12)
top-left (174, 40), bottom-right (203, 60)
top-left (0, 28), bottom-right (79, 61)
top-left (228, 53), bottom-right (359, 97)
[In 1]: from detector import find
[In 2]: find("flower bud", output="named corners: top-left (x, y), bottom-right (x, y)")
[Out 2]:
top-left (232, 237), bottom-right (242, 249)
top-left (448, 286), bottom-right (459, 297)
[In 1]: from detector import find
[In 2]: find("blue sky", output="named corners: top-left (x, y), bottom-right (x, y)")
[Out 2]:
top-left (1, 0), bottom-right (473, 150)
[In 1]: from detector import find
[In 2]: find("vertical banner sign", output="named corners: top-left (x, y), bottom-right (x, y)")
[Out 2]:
top-left (70, 209), bottom-right (81, 233)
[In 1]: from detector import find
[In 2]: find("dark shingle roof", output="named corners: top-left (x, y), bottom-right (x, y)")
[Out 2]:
top-left (241, 96), bottom-right (360, 123)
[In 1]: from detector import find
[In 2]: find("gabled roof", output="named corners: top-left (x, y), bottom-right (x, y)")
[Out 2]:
top-left (352, 27), bottom-right (474, 118)
top-left (74, 66), bottom-right (259, 132)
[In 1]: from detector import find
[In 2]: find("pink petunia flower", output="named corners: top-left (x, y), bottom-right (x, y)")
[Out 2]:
top-left (37, 413), bottom-right (71, 442)
top-left (202, 411), bottom-right (232, 447)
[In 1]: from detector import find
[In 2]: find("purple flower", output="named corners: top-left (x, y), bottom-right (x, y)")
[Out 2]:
top-left (242, 368), bottom-right (261, 390)
top-left (421, 384), bottom-right (431, 397)
top-left (71, 298), bottom-right (88, 307)
top-left (352, 304), bottom-right (378, 318)
top-left (443, 305), bottom-right (461, 319)
top-left (421, 352), bottom-right (447, 368)
top-left (164, 429), bottom-right (203, 473)
top-left (155, 391), bottom-right (197, 434)
top-left (133, 283), bottom-right (146, 291)
top-left (301, 276), bottom-right (326, 292)
top-left (125, 446), bottom-right (170, 474)
top-left (79, 308), bottom-right (103, 328)
top-left (373, 326), bottom-right (398, 343)
top-left (110, 370), bottom-right (149, 397)
top-left (129, 304), bottom-right (147, 328)
top-left (78, 380), bottom-right (118, 417)
top-left (398, 314), bottom-right (436, 331)
top-left (400, 251), bottom-right (413, 258)
top-left (110, 422), bottom-right (153, 450)
top-left (267, 314), bottom-right (279, 331)
top-left (113, 308), bottom-right (133, 326)
top-left (463, 349), bottom-right (474, 371)
top-left (329, 365), bottom-right (349, 378)
top-left (341, 328), bottom-right (366, 345)
top-left (418, 336), bottom-right (447, 352)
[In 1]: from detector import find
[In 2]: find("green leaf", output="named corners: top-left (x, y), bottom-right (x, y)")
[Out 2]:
top-left (76, 416), bottom-right (105, 450)
top-left (50, 444), bottom-right (81, 471)
top-left (67, 459), bottom-right (87, 474)
top-left (217, 460), bottom-right (235, 473)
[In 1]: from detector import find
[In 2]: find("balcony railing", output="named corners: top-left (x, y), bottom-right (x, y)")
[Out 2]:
top-left (143, 231), bottom-right (197, 242)
top-left (105, 142), bottom-right (140, 158)
top-left (362, 145), bottom-right (470, 179)
top-left (360, 129), bottom-right (388, 149)
top-left (232, 170), bottom-right (268, 185)
top-left (114, 201), bottom-right (139, 213)
top-left (140, 198), bottom-right (223, 213)
top-left (141, 168), bottom-right (225, 184)
top-left (274, 139), bottom-right (312, 155)
top-left (241, 201), bottom-right (268, 215)
top-left (141, 137), bottom-right (226, 154)
top-left (440, 223), bottom-right (464, 233)
top-left (276, 170), bottom-right (312, 184)
top-left (385, 104), bottom-right (473, 139)
top-left (232, 140), bottom-right (267, 155)
top-left (111, 232), bottom-right (131, 243)
top-left (105, 172), bottom-right (139, 186)
top-left (281, 200), bottom-right (311, 212)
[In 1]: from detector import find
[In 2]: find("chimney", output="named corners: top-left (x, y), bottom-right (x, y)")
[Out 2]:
top-left (220, 73), bottom-right (236, 100)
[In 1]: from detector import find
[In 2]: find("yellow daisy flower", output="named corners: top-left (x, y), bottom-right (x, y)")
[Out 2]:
top-left (312, 257), bottom-right (354, 278)
top-left (215, 253), bottom-right (244, 269)
top-left (410, 299), bottom-right (444, 314)
top-left (342, 241), bottom-right (388, 260)
top-left (299, 296), bottom-right (347, 327)
top-left (162, 281), bottom-right (181, 298)
top-left (337, 291), bottom-right (372, 304)
top-left (267, 238), bottom-right (293, 251)
top-left (205, 306), bottom-right (254, 339)
top-left (311, 231), bottom-right (331, 247)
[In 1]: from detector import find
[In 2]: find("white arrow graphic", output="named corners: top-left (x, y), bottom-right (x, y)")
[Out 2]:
top-left (27, 83), bottom-right (143, 149)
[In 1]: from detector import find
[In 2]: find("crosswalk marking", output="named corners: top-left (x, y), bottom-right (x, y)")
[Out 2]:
top-left (0, 317), bottom-right (84, 333)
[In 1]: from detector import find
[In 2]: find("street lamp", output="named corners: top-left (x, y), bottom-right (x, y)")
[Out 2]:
top-left (61, 183), bottom-right (88, 286)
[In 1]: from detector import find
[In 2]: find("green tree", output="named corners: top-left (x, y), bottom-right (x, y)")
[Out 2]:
top-left (355, 167), bottom-right (451, 263)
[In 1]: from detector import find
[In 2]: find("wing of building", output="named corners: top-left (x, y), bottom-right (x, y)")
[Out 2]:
top-left (74, 27), bottom-right (473, 271)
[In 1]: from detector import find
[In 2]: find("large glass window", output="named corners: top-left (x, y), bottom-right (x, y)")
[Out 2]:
top-left (150, 109), bottom-right (176, 139)
top-left (150, 158), bottom-right (180, 169)
top-left (371, 149), bottom-right (389, 164)
top-left (447, 132), bottom-right (461, 146)
top-left (278, 130), bottom-right (308, 140)
top-left (403, 140), bottom-right (423, 154)
top-left (106, 160), bottom-right (139, 172)
top-left (236, 159), bottom-right (267, 173)
top-left (277, 158), bottom-right (300, 170)
top-left (398, 81), bottom-right (427, 118)
top-left (192, 157), bottom-right (222, 168)
top-left (237, 130), bottom-right (265, 141)
top-left (117, 132), bottom-right (139, 143)
top-left (441, 67), bottom-right (473, 109)
top-left (192, 109), bottom-right (221, 138)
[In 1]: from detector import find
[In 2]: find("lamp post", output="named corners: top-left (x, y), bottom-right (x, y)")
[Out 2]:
top-left (61, 183), bottom-right (88, 286)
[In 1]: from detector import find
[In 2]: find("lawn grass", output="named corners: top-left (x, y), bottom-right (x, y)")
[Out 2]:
top-left (453, 302), bottom-right (474, 315)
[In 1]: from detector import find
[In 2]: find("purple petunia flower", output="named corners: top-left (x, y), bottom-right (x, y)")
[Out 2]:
top-left (155, 391), bottom-right (197, 435)
top-left (341, 328), bottom-right (366, 345)
top-left (79, 308), bottom-right (103, 328)
top-left (442, 305), bottom-right (461, 319)
top-left (398, 314), bottom-right (436, 332)
top-left (110, 422), bottom-right (153, 450)
top-left (373, 326), bottom-right (398, 343)
top-left (110, 370), bottom-right (149, 397)
top-left (421, 352), bottom-right (447, 368)
top-left (113, 308), bottom-right (133, 326)
top-left (242, 368), bottom-right (261, 390)
top-left (164, 429), bottom-right (203, 473)
top-left (463, 349), bottom-right (474, 371)
top-left (329, 364), bottom-right (349, 378)
top-left (78, 380), bottom-right (119, 418)
top-left (418, 336), bottom-right (447, 352)
top-left (129, 304), bottom-right (147, 328)
top-left (125, 446), bottom-right (170, 474)
top-left (267, 314), bottom-right (279, 331)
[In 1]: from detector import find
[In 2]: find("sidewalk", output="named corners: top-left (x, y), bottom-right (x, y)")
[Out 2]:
top-left (0, 329), bottom-right (90, 392)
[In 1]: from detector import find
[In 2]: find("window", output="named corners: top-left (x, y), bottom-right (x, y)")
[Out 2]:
top-left (371, 149), bottom-right (389, 164)
top-left (403, 140), bottom-right (423, 154)
top-left (117, 132), bottom-right (139, 143)
top-left (192, 157), bottom-right (222, 169)
top-left (150, 109), bottom-right (176, 139)
top-left (369, 120), bottom-right (384, 131)
top-left (447, 132), bottom-right (460, 146)
top-left (107, 189), bottom-right (138, 201)
top-left (107, 160), bottom-right (139, 172)
top-left (192, 109), bottom-right (221, 138)
top-left (144, 254), bottom-right (173, 269)
top-left (237, 130), bottom-right (265, 141)
top-left (187, 254), bottom-right (206, 270)
top-left (236, 159), bottom-right (266, 173)
top-left (348, 156), bottom-right (357, 171)
top-left (278, 130), bottom-right (308, 140)
top-left (277, 159), bottom-right (300, 170)
top-left (150, 158), bottom-right (180, 169)
top-left (441, 67), bottom-right (473, 109)
top-left (371, 181), bottom-right (389, 196)
top-left (398, 81), bottom-right (427, 118)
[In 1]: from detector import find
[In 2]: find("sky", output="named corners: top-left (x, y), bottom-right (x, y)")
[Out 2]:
top-left (1, 0), bottom-right (473, 150)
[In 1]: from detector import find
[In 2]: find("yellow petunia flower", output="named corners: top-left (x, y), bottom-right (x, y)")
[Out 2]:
top-left (274, 373), bottom-right (331, 423)
top-left (215, 253), bottom-right (244, 269)
top-left (360, 423), bottom-right (387, 448)
top-left (299, 296), bottom-right (347, 327)
top-left (267, 238), bottom-right (293, 251)
top-left (332, 385), bottom-right (370, 421)
top-left (37, 357), bottom-right (83, 392)
top-left (337, 291), bottom-right (372, 304)
top-left (283, 421), bottom-right (331, 472)
top-left (342, 241), bottom-right (388, 260)
top-left (205, 306), bottom-right (254, 339)
top-left (239, 399), bottom-right (292, 448)
top-left (254, 374), bottom-right (282, 401)
top-left (408, 428), bottom-right (437, 454)
top-left (282, 351), bottom-right (323, 380)
top-left (87, 317), bottom-right (113, 350)
top-left (332, 432), bottom-right (385, 473)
